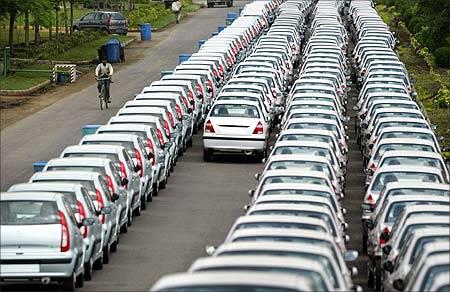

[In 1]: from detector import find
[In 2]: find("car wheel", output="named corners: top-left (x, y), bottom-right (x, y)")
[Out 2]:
top-left (120, 222), bottom-right (128, 233)
top-left (93, 255), bottom-right (103, 270)
top-left (160, 177), bottom-right (167, 189)
top-left (75, 272), bottom-right (84, 288)
top-left (134, 203), bottom-right (142, 216)
top-left (203, 149), bottom-right (212, 162)
top-left (110, 239), bottom-right (118, 253)
top-left (141, 195), bottom-right (147, 210)
top-left (127, 210), bottom-right (133, 226)
top-left (102, 245), bottom-right (110, 264)
top-left (367, 268), bottom-right (375, 288)
top-left (362, 231), bottom-right (368, 254)
top-left (101, 28), bottom-right (109, 34)
top-left (73, 26), bottom-right (80, 33)
top-left (84, 257), bottom-right (93, 280)
top-left (62, 272), bottom-right (76, 291)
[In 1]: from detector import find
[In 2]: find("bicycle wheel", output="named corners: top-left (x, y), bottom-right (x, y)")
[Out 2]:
top-left (104, 95), bottom-right (109, 109)
top-left (99, 83), bottom-right (106, 110)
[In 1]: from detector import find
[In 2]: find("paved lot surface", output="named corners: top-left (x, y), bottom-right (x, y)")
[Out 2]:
top-left (1, 2), bottom-right (371, 291)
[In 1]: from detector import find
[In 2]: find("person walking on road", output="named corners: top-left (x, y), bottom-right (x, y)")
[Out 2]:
top-left (172, 0), bottom-right (182, 24)
top-left (95, 58), bottom-right (114, 103)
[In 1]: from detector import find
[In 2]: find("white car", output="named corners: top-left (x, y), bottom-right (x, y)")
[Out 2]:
top-left (203, 100), bottom-right (269, 161)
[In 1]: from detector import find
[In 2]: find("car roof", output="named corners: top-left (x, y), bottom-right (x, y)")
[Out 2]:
top-left (98, 124), bottom-right (151, 132)
top-left (384, 182), bottom-right (450, 191)
top-left (63, 144), bottom-right (124, 154)
top-left (376, 165), bottom-right (443, 174)
top-left (215, 241), bottom-right (336, 256)
top-left (46, 157), bottom-right (110, 167)
top-left (260, 182), bottom-right (333, 193)
top-left (212, 100), bottom-right (260, 106)
top-left (380, 150), bottom-right (443, 159)
top-left (8, 182), bottom-right (82, 193)
top-left (31, 170), bottom-right (100, 181)
top-left (1, 191), bottom-right (62, 201)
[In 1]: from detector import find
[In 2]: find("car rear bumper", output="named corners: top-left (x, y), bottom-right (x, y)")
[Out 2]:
top-left (1, 256), bottom-right (77, 278)
top-left (203, 136), bottom-right (266, 152)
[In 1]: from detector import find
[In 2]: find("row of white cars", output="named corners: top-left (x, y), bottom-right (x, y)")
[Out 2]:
top-left (151, 0), bottom-right (364, 291)
top-left (349, 1), bottom-right (450, 292)
top-left (0, 2), bottom-right (278, 291)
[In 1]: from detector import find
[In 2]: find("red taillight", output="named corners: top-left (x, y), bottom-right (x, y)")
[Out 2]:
top-left (204, 120), bottom-right (215, 133)
top-left (219, 65), bottom-right (224, 74)
top-left (106, 175), bottom-right (115, 194)
top-left (197, 84), bottom-right (203, 95)
top-left (369, 163), bottom-right (377, 172)
top-left (182, 95), bottom-right (189, 108)
top-left (156, 128), bottom-right (164, 145)
top-left (119, 161), bottom-right (128, 190)
top-left (77, 201), bottom-right (88, 238)
top-left (207, 80), bottom-right (214, 96)
top-left (188, 90), bottom-right (194, 101)
top-left (163, 120), bottom-right (171, 139)
top-left (167, 112), bottom-right (175, 127)
top-left (175, 104), bottom-right (182, 120)
top-left (252, 122), bottom-right (264, 134)
top-left (96, 189), bottom-right (105, 224)
top-left (380, 227), bottom-right (390, 245)
top-left (213, 69), bottom-right (218, 78)
top-left (147, 138), bottom-right (156, 166)
top-left (134, 149), bottom-right (143, 177)
top-left (366, 194), bottom-right (375, 205)
top-left (59, 211), bottom-right (70, 252)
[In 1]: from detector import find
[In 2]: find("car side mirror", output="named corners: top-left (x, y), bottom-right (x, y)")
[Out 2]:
top-left (351, 266), bottom-right (358, 277)
top-left (365, 219), bottom-right (374, 230)
top-left (205, 245), bottom-right (216, 256)
top-left (248, 189), bottom-right (255, 197)
top-left (102, 206), bottom-right (112, 215)
top-left (254, 173), bottom-right (261, 181)
top-left (112, 193), bottom-right (120, 202)
top-left (344, 234), bottom-right (350, 243)
top-left (383, 245), bottom-right (392, 255)
top-left (95, 210), bottom-right (102, 216)
top-left (190, 100), bottom-right (195, 106)
top-left (82, 217), bottom-right (95, 226)
top-left (147, 152), bottom-right (154, 160)
top-left (242, 204), bottom-right (251, 211)
top-left (134, 164), bottom-right (141, 172)
top-left (383, 261), bottom-right (394, 273)
top-left (121, 178), bottom-right (129, 186)
top-left (344, 250), bottom-right (358, 262)
top-left (393, 279), bottom-right (404, 291)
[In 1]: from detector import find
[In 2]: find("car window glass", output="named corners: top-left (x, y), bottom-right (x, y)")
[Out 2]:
top-left (81, 188), bottom-right (96, 213)
top-left (1, 201), bottom-right (59, 225)
top-left (64, 152), bottom-right (119, 164)
top-left (82, 12), bottom-right (96, 21)
top-left (63, 198), bottom-right (78, 225)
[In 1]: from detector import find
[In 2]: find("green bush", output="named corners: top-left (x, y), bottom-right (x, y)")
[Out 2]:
top-left (434, 47), bottom-right (450, 68)
top-left (124, 3), bottom-right (171, 28)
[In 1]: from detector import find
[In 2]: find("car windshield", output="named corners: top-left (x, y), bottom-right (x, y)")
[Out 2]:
top-left (410, 237), bottom-right (450, 265)
top-left (250, 210), bottom-right (336, 236)
top-left (381, 157), bottom-right (444, 170)
top-left (421, 265), bottom-right (450, 291)
top-left (268, 161), bottom-right (331, 178)
top-left (211, 104), bottom-right (260, 118)
top-left (290, 104), bottom-right (335, 111)
top-left (274, 147), bottom-right (334, 164)
top-left (374, 144), bottom-right (434, 160)
top-left (290, 113), bottom-right (338, 122)
top-left (385, 201), bottom-right (450, 223)
top-left (388, 188), bottom-right (450, 197)
top-left (1, 201), bottom-right (59, 225)
top-left (372, 172), bottom-right (441, 191)
top-left (111, 13), bottom-right (125, 20)
top-left (236, 222), bottom-right (326, 232)
top-left (399, 223), bottom-right (450, 248)
top-left (223, 88), bottom-right (263, 95)
top-left (287, 123), bottom-right (340, 138)
top-left (380, 132), bottom-right (434, 141)
top-left (263, 176), bottom-right (327, 186)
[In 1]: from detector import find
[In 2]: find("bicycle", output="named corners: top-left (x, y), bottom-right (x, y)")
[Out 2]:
top-left (96, 77), bottom-right (112, 110)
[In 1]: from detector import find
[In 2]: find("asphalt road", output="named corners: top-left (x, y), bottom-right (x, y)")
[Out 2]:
top-left (1, 2), bottom-right (371, 291)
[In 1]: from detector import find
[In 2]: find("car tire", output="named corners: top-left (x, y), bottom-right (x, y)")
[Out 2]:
top-left (375, 260), bottom-right (382, 291)
top-left (367, 268), bottom-right (375, 288)
top-left (93, 255), bottom-right (103, 270)
top-left (102, 245), bottom-right (110, 264)
top-left (127, 210), bottom-right (133, 226)
top-left (73, 26), bottom-right (80, 33)
top-left (134, 203), bottom-right (142, 216)
top-left (101, 28), bottom-right (109, 34)
top-left (120, 222), bottom-right (128, 233)
top-left (227, 1), bottom-right (233, 7)
top-left (110, 239), bottom-right (118, 253)
top-left (84, 257), bottom-right (93, 281)
top-left (62, 272), bottom-right (76, 292)
top-left (203, 149), bottom-right (212, 162)
top-left (160, 177), bottom-right (167, 189)
top-left (75, 272), bottom-right (84, 288)
top-left (141, 196), bottom-right (147, 210)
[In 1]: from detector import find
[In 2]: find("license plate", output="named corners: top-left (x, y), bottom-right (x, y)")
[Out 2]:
top-left (1, 264), bottom-right (39, 273)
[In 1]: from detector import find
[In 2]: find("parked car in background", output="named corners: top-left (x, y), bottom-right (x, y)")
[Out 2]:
top-left (73, 11), bottom-right (128, 35)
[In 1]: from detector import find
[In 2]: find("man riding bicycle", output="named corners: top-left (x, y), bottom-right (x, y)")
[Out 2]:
top-left (95, 58), bottom-right (114, 103)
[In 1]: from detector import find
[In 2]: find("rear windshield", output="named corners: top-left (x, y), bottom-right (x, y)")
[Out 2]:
top-left (83, 141), bottom-right (136, 158)
top-left (211, 104), bottom-right (260, 118)
top-left (64, 152), bottom-right (119, 164)
top-left (111, 13), bottom-right (125, 20)
top-left (1, 201), bottom-right (59, 225)
top-left (47, 166), bottom-right (107, 177)
top-left (35, 179), bottom-right (96, 193)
